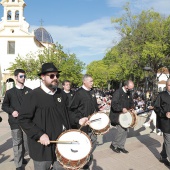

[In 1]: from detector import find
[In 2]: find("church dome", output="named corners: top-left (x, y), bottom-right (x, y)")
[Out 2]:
top-left (34, 27), bottom-right (54, 44)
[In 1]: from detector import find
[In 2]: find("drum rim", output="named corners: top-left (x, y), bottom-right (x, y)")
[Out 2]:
top-left (119, 110), bottom-right (137, 128)
top-left (56, 129), bottom-right (92, 165)
top-left (88, 112), bottom-right (110, 133)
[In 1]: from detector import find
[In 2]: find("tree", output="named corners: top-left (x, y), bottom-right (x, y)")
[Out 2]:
top-left (104, 3), bottom-right (170, 85)
top-left (8, 43), bottom-right (85, 86)
top-left (86, 60), bottom-right (109, 89)
top-left (59, 53), bottom-right (85, 87)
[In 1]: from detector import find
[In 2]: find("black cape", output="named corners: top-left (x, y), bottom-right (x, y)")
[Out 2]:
top-left (69, 87), bottom-right (99, 133)
top-left (19, 87), bottom-right (70, 161)
top-left (2, 86), bottom-right (32, 129)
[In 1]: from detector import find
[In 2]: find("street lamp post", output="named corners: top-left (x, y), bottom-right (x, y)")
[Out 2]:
top-left (143, 66), bottom-right (152, 110)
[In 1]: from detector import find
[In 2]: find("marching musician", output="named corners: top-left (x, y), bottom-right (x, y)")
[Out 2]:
top-left (109, 80), bottom-right (134, 154)
top-left (154, 79), bottom-right (170, 166)
top-left (2, 69), bottom-right (32, 170)
top-left (19, 63), bottom-right (70, 170)
top-left (69, 74), bottom-right (99, 170)
top-left (62, 80), bottom-right (74, 106)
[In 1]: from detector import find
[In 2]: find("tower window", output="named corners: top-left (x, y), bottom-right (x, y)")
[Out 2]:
top-left (7, 41), bottom-right (15, 54)
top-left (15, 11), bottom-right (19, 20)
top-left (7, 11), bottom-right (12, 20)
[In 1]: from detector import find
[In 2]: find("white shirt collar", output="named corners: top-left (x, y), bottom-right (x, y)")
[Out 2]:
top-left (82, 85), bottom-right (91, 91)
top-left (41, 82), bottom-right (57, 95)
top-left (15, 85), bottom-right (24, 89)
top-left (64, 90), bottom-right (70, 93)
top-left (122, 86), bottom-right (127, 93)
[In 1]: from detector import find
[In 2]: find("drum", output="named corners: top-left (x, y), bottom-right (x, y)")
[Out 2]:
top-left (56, 129), bottom-right (92, 170)
top-left (89, 112), bottom-right (110, 135)
top-left (119, 110), bottom-right (137, 128)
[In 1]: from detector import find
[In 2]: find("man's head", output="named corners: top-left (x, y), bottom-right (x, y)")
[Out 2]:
top-left (38, 63), bottom-right (61, 91)
top-left (62, 80), bottom-right (71, 92)
top-left (14, 69), bottom-right (26, 85)
top-left (123, 80), bottom-right (134, 92)
top-left (166, 79), bottom-right (170, 92)
top-left (82, 74), bottom-right (93, 90)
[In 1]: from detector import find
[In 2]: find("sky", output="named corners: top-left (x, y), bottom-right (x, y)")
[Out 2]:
top-left (1, 0), bottom-right (170, 68)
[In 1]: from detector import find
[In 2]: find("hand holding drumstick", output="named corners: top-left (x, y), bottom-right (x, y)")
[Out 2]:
top-left (122, 108), bottom-right (128, 113)
top-left (39, 134), bottom-right (50, 146)
top-left (79, 117), bottom-right (89, 126)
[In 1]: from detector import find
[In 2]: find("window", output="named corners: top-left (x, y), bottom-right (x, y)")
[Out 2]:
top-left (15, 11), bottom-right (19, 20)
top-left (7, 41), bottom-right (15, 54)
top-left (12, 0), bottom-right (15, 2)
top-left (7, 11), bottom-right (11, 20)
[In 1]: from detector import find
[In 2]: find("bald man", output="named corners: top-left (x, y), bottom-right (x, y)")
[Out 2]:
top-left (109, 80), bottom-right (134, 154)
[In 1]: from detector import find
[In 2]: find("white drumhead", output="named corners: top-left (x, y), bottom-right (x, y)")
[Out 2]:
top-left (89, 112), bottom-right (110, 130)
top-left (57, 131), bottom-right (91, 161)
top-left (119, 112), bottom-right (132, 128)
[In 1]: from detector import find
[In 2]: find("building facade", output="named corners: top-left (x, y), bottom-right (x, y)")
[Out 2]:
top-left (0, 0), bottom-right (54, 94)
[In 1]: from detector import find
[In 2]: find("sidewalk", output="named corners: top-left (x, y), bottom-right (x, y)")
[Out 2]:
top-left (0, 111), bottom-right (169, 170)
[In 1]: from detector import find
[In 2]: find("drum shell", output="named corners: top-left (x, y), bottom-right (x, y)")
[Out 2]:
top-left (89, 112), bottom-right (110, 135)
top-left (119, 110), bottom-right (137, 128)
top-left (56, 129), bottom-right (92, 170)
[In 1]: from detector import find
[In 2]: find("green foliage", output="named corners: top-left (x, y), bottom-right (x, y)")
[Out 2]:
top-left (104, 3), bottom-right (170, 84)
top-left (85, 3), bottom-right (170, 88)
top-left (8, 43), bottom-right (85, 86)
top-left (60, 53), bottom-right (85, 86)
top-left (86, 60), bottom-right (109, 88)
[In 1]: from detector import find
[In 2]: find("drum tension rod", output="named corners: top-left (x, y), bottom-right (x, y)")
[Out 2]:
top-left (76, 160), bottom-right (81, 166)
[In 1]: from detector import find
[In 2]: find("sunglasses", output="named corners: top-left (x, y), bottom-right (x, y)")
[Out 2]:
top-left (19, 75), bottom-right (26, 79)
top-left (46, 73), bottom-right (60, 79)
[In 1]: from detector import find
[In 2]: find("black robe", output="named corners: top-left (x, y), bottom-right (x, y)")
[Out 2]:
top-left (2, 86), bottom-right (32, 129)
top-left (63, 90), bottom-right (74, 106)
top-left (109, 88), bottom-right (134, 126)
top-left (69, 87), bottom-right (99, 133)
top-left (19, 87), bottom-right (70, 161)
top-left (154, 91), bottom-right (170, 133)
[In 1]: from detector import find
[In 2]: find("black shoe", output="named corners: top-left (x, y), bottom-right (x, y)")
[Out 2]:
top-left (159, 157), bottom-right (170, 166)
top-left (22, 158), bottom-right (28, 164)
top-left (16, 167), bottom-right (22, 170)
top-left (118, 148), bottom-right (129, 153)
top-left (110, 145), bottom-right (120, 153)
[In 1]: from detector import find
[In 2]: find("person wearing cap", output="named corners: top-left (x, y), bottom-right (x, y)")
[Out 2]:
top-left (19, 63), bottom-right (70, 170)
top-left (2, 69), bottom-right (32, 170)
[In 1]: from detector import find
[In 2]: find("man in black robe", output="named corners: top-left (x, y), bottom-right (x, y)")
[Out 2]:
top-left (154, 79), bottom-right (170, 167)
top-left (19, 63), bottom-right (70, 170)
top-left (109, 80), bottom-right (134, 154)
top-left (69, 74), bottom-right (99, 170)
top-left (62, 80), bottom-right (74, 105)
top-left (2, 69), bottom-right (32, 170)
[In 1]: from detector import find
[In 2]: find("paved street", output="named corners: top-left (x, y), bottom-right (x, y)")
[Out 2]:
top-left (0, 110), bottom-right (170, 170)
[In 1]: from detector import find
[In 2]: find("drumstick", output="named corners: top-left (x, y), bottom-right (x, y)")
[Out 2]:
top-left (79, 121), bottom-right (86, 131)
top-left (79, 112), bottom-right (100, 130)
top-left (38, 140), bottom-right (79, 144)
top-left (90, 118), bottom-right (101, 123)
top-left (79, 115), bottom-right (91, 131)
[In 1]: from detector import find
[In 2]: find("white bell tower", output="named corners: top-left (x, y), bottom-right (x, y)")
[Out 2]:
top-left (0, 0), bottom-right (44, 93)
top-left (0, 0), bottom-right (30, 33)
